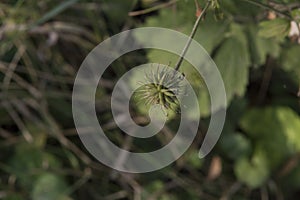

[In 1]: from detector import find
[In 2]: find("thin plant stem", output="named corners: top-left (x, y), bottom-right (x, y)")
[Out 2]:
top-left (129, 0), bottom-right (178, 17)
top-left (175, 0), bottom-right (211, 71)
top-left (240, 0), bottom-right (292, 20)
top-left (241, 0), bottom-right (300, 43)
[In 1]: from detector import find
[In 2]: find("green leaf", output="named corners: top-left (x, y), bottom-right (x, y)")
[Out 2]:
top-left (291, 9), bottom-right (300, 23)
top-left (186, 149), bottom-right (203, 168)
top-left (234, 147), bottom-right (269, 188)
top-left (219, 132), bottom-right (252, 160)
top-left (277, 107), bottom-right (300, 151)
top-left (240, 107), bottom-right (300, 168)
top-left (142, 180), bottom-right (164, 199)
top-left (281, 45), bottom-right (300, 74)
top-left (280, 45), bottom-right (300, 85)
top-left (31, 173), bottom-right (69, 200)
top-left (9, 144), bottom-right (61, 189)
top-left (258, 18), bottom-right (290, 39)
top-left (247, 24), bottom-right (281, 67)
top-left (237, 106), bottom-right (300, 188)
top-left (214, 24), bottom-right (251, 103)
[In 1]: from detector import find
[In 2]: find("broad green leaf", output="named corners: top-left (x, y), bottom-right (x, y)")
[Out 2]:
top-left (214, 24), bottom-right (251, 103)
top-left (258, 18), bottom-right (290, 39)
top-left (31, 173), bottom-right (69, 200)
top-left (237, 106), bottom-right (300, 188)
top-left (240, 107), bottom-right (300, 169)
top-left (277, 107), bottom-right (300, 151)
top-left (247, 25), bottom-right (281, 67)
top-left (234, 147), bottom-right (269, 188)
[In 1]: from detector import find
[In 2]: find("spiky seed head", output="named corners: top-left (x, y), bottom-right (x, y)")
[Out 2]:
top-left (135, 66), bottom-right (185, 113)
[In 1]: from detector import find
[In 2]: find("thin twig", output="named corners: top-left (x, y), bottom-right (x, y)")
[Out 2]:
top-left (103, 191), bottom-right (128, 200)
top-left (2, 101), bottom-right (33, 143)
top-left (269, 1), bottom-right (300, 11)
top-left (220, 182), bottom-right (242, 200)
top-left (65, 168), bottom-right (92, 195)
top-left (39, 98), bottom-right (92, 165)
top-left (109, 135), bottom-right (133, 179)
top-left (2, 44), bottom-right (25, 90)
top-left (240, 0), bottom-right (292, 20)
top-left (261, 186), bottom-right (269, 200)
top-left (129, 0), bottom-right (178, 17)
top-left (0, 63), bottom-right (42, 99)
top-left (277, 152), bottom-right (300, 178)
top-left (241, 0), bottom-right (300, 43)
top-left (174, 0), bottom-right (211, 71)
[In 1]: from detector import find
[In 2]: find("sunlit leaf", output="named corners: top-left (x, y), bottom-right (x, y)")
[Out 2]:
top-left (258, 18), bottom-right (290, 39)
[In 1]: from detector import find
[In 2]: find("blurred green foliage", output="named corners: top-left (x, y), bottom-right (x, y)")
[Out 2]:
top-left (0, 0), bottom-right (300, 199)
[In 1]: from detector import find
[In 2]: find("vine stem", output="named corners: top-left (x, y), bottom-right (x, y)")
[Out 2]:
top-left (240, 0), bottom-right (292, 20)
top-left (129, 0), bottom-right (178, 17)
top-left (241, 0), bottom-right (300, 44)
top-left (174, 0), bottom-right (211, 71)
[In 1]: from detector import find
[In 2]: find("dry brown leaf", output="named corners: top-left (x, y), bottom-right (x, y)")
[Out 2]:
top-left (207, 156), bottom-right (222, 181)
